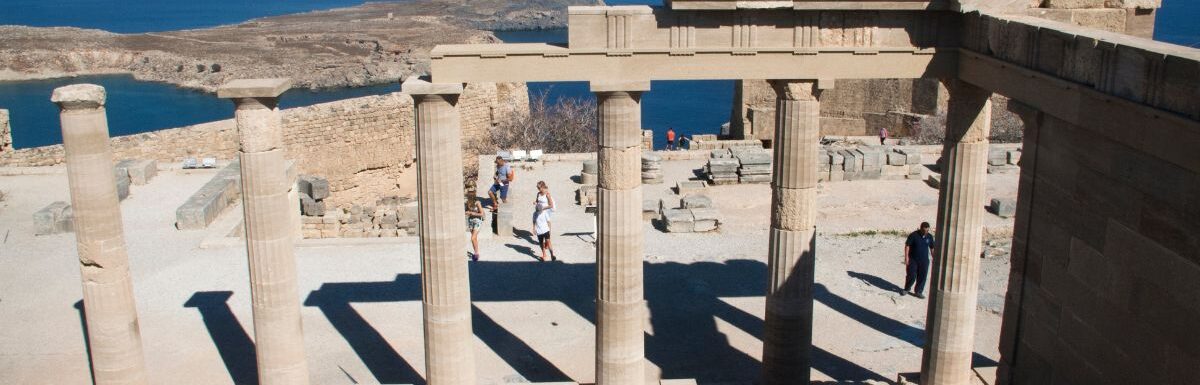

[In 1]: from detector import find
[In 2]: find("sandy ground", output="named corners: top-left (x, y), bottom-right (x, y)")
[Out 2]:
top-left (0, 155), bottom-right (1017, 385)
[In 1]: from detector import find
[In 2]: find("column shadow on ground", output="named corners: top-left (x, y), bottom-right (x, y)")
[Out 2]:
top-left (183, 291), bottom-right (259, 385)
top-left (73, 301), bottom-right (98, 385)
top-left (184, 260), bottom-right (995, 384)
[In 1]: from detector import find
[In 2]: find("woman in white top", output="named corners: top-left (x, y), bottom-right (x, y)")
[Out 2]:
top-left (533, 181), bottom-right (557, 262)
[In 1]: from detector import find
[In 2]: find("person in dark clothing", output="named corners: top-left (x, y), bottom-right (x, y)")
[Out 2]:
top-left (903, 222), bottom-right (935, 298)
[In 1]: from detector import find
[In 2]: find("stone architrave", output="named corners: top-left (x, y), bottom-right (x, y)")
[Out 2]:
top-left (761, 80), bottom-right (821, 385)
top-left (920, 80), bottom-right (992, 385)
top-left (52, 84), bottom-right (150, 385)
top-left (218, 78), bottom-right (311, 385)
top-left (592, 80), bottom-right (650, 385)
top-left (402, 78), bottom-right (476, 385)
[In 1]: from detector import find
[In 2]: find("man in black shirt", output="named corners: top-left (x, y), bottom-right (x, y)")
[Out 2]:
top-left (904, 222), bottom-right (935, 299)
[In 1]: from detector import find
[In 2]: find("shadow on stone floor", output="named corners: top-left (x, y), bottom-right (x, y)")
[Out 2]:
top-left (174, 260), bottom-right (995, 384)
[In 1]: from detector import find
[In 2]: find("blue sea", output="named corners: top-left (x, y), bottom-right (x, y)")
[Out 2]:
top-left (0, 0), bottom-right (1195, 149)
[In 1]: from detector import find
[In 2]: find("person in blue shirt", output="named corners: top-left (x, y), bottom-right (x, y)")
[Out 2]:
top-left (904, 222), bottom-right (935, 299)
top-left (488, 156), bottom-right (515, 212)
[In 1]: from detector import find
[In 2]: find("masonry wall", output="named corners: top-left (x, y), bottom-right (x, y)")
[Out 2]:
top-left (956, 10), bottom-right (1199, 385)
top-left (0, 109), bottom-right (11, 154)
top-left (0, 82), bottom-right (529, 207)
top-left (729, 0), bottom-right (1158, 142)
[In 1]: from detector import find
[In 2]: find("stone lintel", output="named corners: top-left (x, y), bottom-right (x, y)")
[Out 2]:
top-left (217, 78), bottom-right (292, 99)
top-left (401, 78), bottom-right (464, 96)
top-left (51, 84), bottom-right (106, 108)
top-left (591, 80), bottom-right (652, 93)
top-left (817, 78), bottom-right (836, 90)
top-left (569, 5), bottom-right (654, 15)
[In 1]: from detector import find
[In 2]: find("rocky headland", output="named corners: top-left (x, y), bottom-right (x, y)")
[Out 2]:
top-left (0, 0), bottom-right (598, 92)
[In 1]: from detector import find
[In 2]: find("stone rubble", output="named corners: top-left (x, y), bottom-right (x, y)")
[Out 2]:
top-left (301, 196), bottom-right (418, 239)
top-left (33, 201), bottom-right (73, 236)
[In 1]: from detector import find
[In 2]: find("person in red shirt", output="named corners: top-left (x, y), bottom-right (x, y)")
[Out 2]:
top-left (666, 127), bottom-right (677, 151)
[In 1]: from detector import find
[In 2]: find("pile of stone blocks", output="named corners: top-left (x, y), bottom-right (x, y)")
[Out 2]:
top-left (705, 153), bottom-right (740, 185)
top-left (115, 159), bottom-right (157, 186)
top-left (988, 148), bottom-right (1021, 174)
top-left (580, 159), bottom-right (597, 186)
top-left (641, 153), bottom-right (663, 185)
top-left (732, 146), bottom-right (772, 184)
top-left (297, 175), bottom-right (330, 216)
top-left (176, 161), bottom-right (241, 230)
top-left (819, 146), bottom-right (924, 182)
top-left (302, 196), bottom-right (418, 239)
top-left (33, 201), bottom-right (73, 235)
top-left (660, 195), bottom-right (721, 233)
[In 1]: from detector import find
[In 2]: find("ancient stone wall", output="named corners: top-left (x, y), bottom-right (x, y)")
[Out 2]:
top-left (0, 109), bottom-right (11, 154)
top-left (729, 0), bottom-right (1159, 143)
top-left (957, 11), bottom-right (1198, 385)
top-left (0, 83), bottom-right (529, 207)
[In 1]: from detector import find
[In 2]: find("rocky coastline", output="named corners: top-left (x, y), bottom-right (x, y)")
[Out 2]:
top-left (0, 0), bottom-right (595, 92)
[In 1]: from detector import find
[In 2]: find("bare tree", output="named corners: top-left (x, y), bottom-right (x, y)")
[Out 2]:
top-left (490, 90), bottom-right (598, 153)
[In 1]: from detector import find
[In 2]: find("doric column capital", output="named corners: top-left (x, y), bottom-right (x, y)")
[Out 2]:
top-left (218, 78), bottom-right (292, 109)
top-left (768, 79), bottom-right (822, 101)
top-left (403, 78), bottom-right (464, 104)
top-left (51, 84), bottom-right (106, 111)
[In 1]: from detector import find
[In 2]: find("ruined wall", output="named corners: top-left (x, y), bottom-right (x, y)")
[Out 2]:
top-left (0, 83), bottom-right (529, 207)
top-left (956, 11), bottom-right (1199, 385)
top-left (0, 109), bottom-right (11, 154)
top-left (1026, 0), bottom-right (1159, 38)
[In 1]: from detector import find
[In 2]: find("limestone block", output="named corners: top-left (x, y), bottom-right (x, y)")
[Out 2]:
top-left (676, 180), bottom-right (707, 195)
top-left (577, 185), bottom-right (598, 206)
top-left (582, 159), bottom-right (598, 174)
top-left (1043, 0), bottom-right (1106, 8)
top-left (1105, 0), bottom-right (1161, 8)
top-left (990, 198), bottom-right (1018, 218)
top-left (33, 201), bottom-right (72, 236)
top-left (298, 175), bottom-right (330, 200)
top-left (680, 194), bottom-right (712, 209)
top-left (858, 147), bottom-right (884, 167)
top-left (711, 149), bottom-right (732, 158)
top-left (829, 170), bottom-right (845, 182)
top-left (176, 162), bottom-right (241, 230)
top-left (989, 149), bottom-right (1010, 166)
top-left (830, 151), bottom-right (845, 165)
top-left (116, 174), bottom-right (131, 201)
top-left (899, 148), bottom-right (923, 165)
top-left (989, 165), bottom-right (1020, 174)
top-left (642, 199), bottom-right (660, 220)
top-left (1008, 150), bottom-right (1023, 165)
top-left (493, 206), bottom-right (514, 237)
top-left (739, 174), bottom-right (772, 184)
top-left (116, 159), bottom-right (157, 186)
top-left (887, 152), bottom-right (907, 166)
top-left (300, 193), bottom-right (326, 216)
top-left (581, 172), bottom-right (598, 186)
top-left (690, 208), bottom-right (720, 232)
top-left (662, 209), bottom-right (695, 233)
top-left (882, 165), bottom-right (909, 180)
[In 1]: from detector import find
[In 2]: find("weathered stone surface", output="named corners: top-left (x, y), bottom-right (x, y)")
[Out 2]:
top-left (300, 193), bottom-right (326, 216)
top-left (115, 159), bottom-right (158, 186)
top-left (176, 161), bottom-right (241, 230)
top-left (690, 208), bottom-right (720, 232)
top-left (642, 199), bottom-right (659, 220)
top-left (297, 175), bottom-right (330, 200)
top-left (662, 209), bottom-right (695, 233)
top-left (33, 201), bottom-right (71, 236)
top-left (680, 194), bottom-right (712, 209)
top-left (676, 180), bottom-right (707, 195)
top-left (990, 197), bottom-right (1017, 218)
top-left (581, 172), bottom-right (598, 186)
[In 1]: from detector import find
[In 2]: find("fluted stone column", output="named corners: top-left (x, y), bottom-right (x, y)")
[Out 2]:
top-left (52, 84), bottom-right (149, 385)
top-left (592, 81), bottom-right (650, 385)
top-left (761, 80), bottom-right (821, 385)
top-left (402, 79), bottom-right (476, 385)
top-left (218, 79), bottom-right (310, 385)
top-left (920, 80), bottom-right (992, 385)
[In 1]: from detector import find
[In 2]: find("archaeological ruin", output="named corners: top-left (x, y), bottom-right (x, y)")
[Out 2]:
top-left (38, 0), bottom-right (1196, 384)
